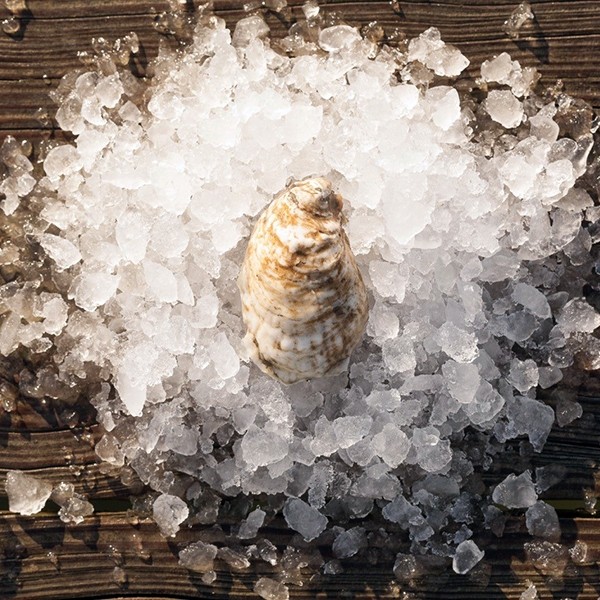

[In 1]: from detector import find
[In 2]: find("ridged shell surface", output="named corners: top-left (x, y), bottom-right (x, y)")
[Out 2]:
top-left (238, 177), bottom-right (368, 384)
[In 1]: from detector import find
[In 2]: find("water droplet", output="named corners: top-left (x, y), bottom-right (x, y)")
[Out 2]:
top-left (34, 108), bottom-right (51, 128)
top-left (46, 550), bottom-right (61, 571)
top-left (20, 140), bottom-right (32, 157)
top-left (2, 17), bottom-right (21, 37)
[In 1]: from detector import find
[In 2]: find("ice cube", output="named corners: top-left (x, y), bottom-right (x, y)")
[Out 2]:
top-left (39, 234), bottom-right (82, 270)
top-left (5, 470), bottom-right (52, 516)
top-left (179, 541), bottom-right (218, 572)
top-left (525, 501), bottom-right (560, 541)
top-left (254, 577), bottom-right (289, 600)
top-left (318, 25), bottom-right (362, 53)
top-left (153, 494), bottom-right (189, 537)
top-left (452, 540), bottom-right (484, 574)
top-left (332, 526), bottom-right (367, 558)
top-left (282, 497), bottom-right (327, 541)
top-left (240, 426), bottom-right (289, 469)
top-left (484, 90), bottom-right (524, 128)
top-left (492, 471), bottom-right (537, 508)
top-left (238, 508), bottom-right (266, 539)
top-left (71, 272), bottom-right (119, 311)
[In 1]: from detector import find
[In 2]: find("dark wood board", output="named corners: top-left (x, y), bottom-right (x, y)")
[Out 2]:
top-left (0, 1), bottom-right (599, 132)
top-left (1, 1), bottom-right (600, 598)
top-left (2, 511), bottom-right (600, 600)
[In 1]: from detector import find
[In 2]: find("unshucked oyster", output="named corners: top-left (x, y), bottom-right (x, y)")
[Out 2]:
top-left (239, 176), bottom-right (368, 384)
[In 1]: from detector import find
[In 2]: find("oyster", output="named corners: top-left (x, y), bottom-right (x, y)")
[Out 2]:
top-left (238, 176), bottom-right (368, 384)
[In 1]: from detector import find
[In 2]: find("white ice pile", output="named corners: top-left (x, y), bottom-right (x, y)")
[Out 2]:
top-left (0, 3), bottom-right (598, 578)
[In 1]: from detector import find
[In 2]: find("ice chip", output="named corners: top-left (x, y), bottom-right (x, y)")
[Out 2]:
top-left (557, 298), bottom-right (600, 334)
top-left (372, 424), bottom-right (410, 467)
top-left (283, 498), bottom-right (328, 541)
top-left (6, 471), bottom-right (52, 516)
top-left (240, 425), bottom-right (288, 469)
top-left (408, 27), bottom-right (469, 77)
top-left (412, 426), bottom-right (452, 472)
top-left (179, 541), bottom-right (218, 572)
top-left (332, 526), bottom-right (367, 559)
top-left (452, 540), bottom-right (484, 574)
top-left (508, 358), bottom-right (539, 393)
top-left (254, 577), bottom-right (289, 600)
top-left (485, 90), bottom-right (524, 128)
top-left (382, 336), bottom-right (416, 374)
top-left (318, 25), bottom-right (362, 52)
top-left (153, 494), bottom-right (189, 537)
top-left (520, 583), bottom-right (539, 600)
top-left (116, 210), bottom-right (151, 263)
top-left (525, 501), bottom-right (560, 541)
top-left (51, 482), bottom-right (94, 524)
top-left (209, 331), bottom-right (240, 379)
top-left (39, 233), bottom-right (81, 270)
top-left (332, 415), bottom-right (372, 449)
top-left (232, 15), bottom-right (270, 47)
top-left (442, 360), bottom-right (480, 404)
top-left (238, 508), bottom-right (266, 539)
top-left (481, 52), bottom-right (514, 83)
top-left (427, 87), bottom-right (461, 130)
top-left (438, 322), bottom-right (478, 363)
top-left (555, 397), bottom-right (582, 427)
top-left (71, 272), bottom-right (118, 311)
top-left (503, 1), bottom-right (534, 40)
top-left (43, 144), bottom-right (82, 179)
top-left (512, 283), bottom-right (551, 318)
top-left (492, 471), bottom-right (537, 508)
top-left (143, 261), bottom-right (179, 303)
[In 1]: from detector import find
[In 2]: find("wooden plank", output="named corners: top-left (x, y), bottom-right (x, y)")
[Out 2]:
top-left (0, 1), bottom-right (598, 134)
top-left (1, 1), bottom-right (600, 598)
top-left (1, 511), bottom-right (600, 599)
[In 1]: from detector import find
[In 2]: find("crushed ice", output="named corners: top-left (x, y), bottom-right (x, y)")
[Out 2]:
top-left (1, 1), bottom-right (598, 584)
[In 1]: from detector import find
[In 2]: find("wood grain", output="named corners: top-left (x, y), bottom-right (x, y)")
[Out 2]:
top-left (0, 1), bottom-right (599, 133)
top-left (2, 511), bottom-right (600, 600)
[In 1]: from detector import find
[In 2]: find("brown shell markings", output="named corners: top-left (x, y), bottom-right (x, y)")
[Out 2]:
top-left (238, 176), bottom-right (369, 384)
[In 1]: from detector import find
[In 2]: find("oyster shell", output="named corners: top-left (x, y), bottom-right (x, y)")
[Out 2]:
top-left (238, 176), bottom-right (368, 384)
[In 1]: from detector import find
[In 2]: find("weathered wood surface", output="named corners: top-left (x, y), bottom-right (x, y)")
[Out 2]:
top-left (0, 0), bottom-right (599, 133)
top-left (1, 0), bottom-right (600, 598)
top-left (1, 511), bottom-right (600, 600)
